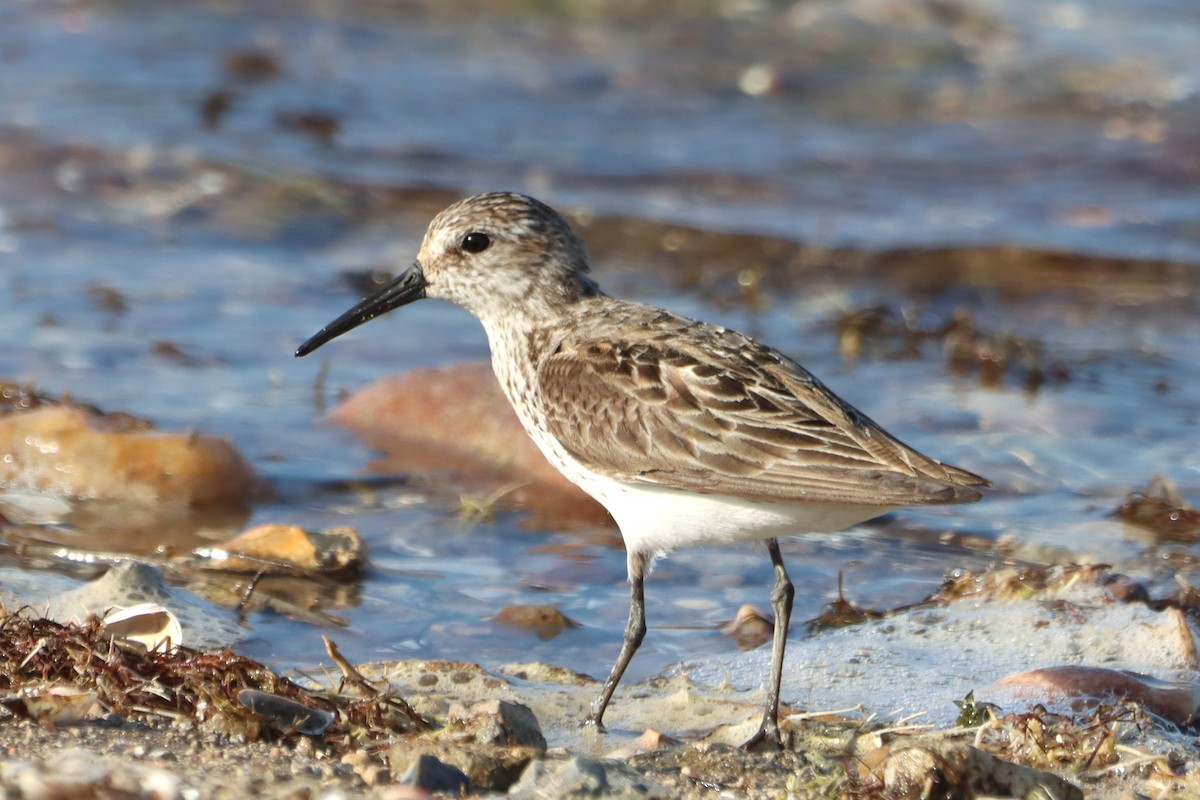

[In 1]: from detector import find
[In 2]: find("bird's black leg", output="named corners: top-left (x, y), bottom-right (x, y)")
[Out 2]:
top-left (744, 538), bottom-right (793, 751)
top-left (585, 551), bottom-right (648, 732)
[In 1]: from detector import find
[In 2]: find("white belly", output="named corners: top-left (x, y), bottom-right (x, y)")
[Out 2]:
top-left (571, 466), bottom-right (890, 559)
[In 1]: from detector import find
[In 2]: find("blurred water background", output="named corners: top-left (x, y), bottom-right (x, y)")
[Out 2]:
top-left (0, 0), bottom-right (1198, 683)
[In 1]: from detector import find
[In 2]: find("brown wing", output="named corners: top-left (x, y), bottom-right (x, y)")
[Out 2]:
top-left (537, 322), bottom-right (987, 507)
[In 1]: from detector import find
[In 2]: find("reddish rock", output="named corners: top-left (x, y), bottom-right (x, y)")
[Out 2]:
top-left (197, 523), bottom-right (365, 576)
top-left (327, 363), bottom-right (611, 528)
top-left (0, 405), bottom-right (256, 508)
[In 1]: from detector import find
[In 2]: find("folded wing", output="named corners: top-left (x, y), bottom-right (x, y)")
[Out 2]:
top-left (537, 316), bottom-right (987, 507)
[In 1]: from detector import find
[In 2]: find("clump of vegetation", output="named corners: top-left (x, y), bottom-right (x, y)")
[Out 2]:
top-left (0, 609), bottom-right (426, 751)
top-left (953, 690), bottom-right (1000, 727)
top-left (981, 702), bottom-right (1143, 774)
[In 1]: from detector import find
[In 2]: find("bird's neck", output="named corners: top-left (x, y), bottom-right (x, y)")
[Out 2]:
top-left (480, 292), bottom-right (602, 420)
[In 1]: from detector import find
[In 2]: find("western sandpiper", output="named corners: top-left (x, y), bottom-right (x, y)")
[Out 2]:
top-left (296, 192), bottom-right (987, 749)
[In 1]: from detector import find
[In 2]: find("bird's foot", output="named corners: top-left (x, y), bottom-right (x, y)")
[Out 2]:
top-left (741, 720), bottom-right (784, 752)
top-left (581, 714), bottom-right (608, 734)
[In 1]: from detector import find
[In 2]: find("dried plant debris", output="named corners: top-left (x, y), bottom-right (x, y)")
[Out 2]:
top-left (979, 702), bottom-right (1152, 777)
top-left (832, 304), bottom-right (1071, 392)
top-left (274, 111), bottom-right (341, 146)
top-left (808, 572), bottom-right (887, 632)
top-left (86, 283), bottom-right (129, 315)
top-left (855, 694), bottom-right (1197, 799)
top-left (0, 611), bottom-right (426, 749)
top-left (928, 563), bottom-right (1112, 604)
top-left (221, 49), bottom-right (282, 82)
top-left (1112, 475), bottom-right (1200, 543)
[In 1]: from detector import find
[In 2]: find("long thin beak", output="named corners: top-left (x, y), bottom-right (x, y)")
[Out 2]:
top-left (295, 263), bottom-right (427, 357)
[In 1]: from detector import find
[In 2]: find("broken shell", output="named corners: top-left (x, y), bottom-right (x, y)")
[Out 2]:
top-left (4, 685), bottom-right (106, 723)
top-left (101, 603), bottom-right (183, 653)
top-left (720, 604), bottom-right (773, 651)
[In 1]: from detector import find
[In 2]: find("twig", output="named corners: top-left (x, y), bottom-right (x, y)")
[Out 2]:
top-left (235, 569), bottom-right (267, 620)
top-left (323, 635), bottom-right (379, 697)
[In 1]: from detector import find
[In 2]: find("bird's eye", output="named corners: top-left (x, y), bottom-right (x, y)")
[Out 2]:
top-left (461, 232), bottom-right (491, 253)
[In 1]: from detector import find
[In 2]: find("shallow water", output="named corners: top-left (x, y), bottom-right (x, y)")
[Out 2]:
top-left (1, 0), bottom-right (1199, 691)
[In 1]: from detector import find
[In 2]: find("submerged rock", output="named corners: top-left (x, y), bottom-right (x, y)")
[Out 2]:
top-left (0, 402), bottom-right (256, 508)
top-left (326, 364), bottom-right (611, 528)
top-left (191, 523), bottom-right (366, 576)
top-left (998, 666), bottom-right (1200, 726)
top-left (44, 562), bottom-right (243, 650)
top-left (494, 604), bottom-right (577, 641)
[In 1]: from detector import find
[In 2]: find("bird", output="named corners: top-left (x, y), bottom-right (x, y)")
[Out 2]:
top-left (295, 192), bottom-right (988, 750)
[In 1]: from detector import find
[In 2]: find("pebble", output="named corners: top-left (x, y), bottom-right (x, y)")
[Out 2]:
top-left (508, 757), bottom-right (673, 800)
top-left (400, 754), bottom-right (470, 795)
top-left (448, 699), bottom-right (546, 750)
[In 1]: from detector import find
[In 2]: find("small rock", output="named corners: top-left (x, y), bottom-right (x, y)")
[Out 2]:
top-left (389, 742), bottom-right (534, 792)
top-left (375, 787), bottom-right (434, 800)
top-left (509, 757), bottom-right (673, 800)
top-left (11, 685), bottom-right (105, 724)
top-left (497, 662), bottom-right (595, 686)
top-left (343, 749), bottom-right (390, 786)
top-left (605, 729), bottom-right (680, 760)
top-left (879, 741), bottom-right (1082, 800)
top-left (194, 523), bottom-right (365, 576)
top-left (400, 754), bottom-right (470, 795)
top-left (494, 604), bottom-right (576, 640)
top-left (448, 699), bottom-right (546, 750)
top-left (1102, 573), bottom-right (1150, 603)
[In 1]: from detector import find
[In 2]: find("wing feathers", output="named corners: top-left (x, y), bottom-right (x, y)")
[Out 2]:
top-left (536, 311), bottom-right (988, 507)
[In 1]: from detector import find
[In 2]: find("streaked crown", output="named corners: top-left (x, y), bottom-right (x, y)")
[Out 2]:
top-left (416, 192), bottom-right (600, 320)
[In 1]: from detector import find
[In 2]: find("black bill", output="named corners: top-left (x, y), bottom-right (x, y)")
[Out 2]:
top-left (295, 263), bottom-right (426, 357)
